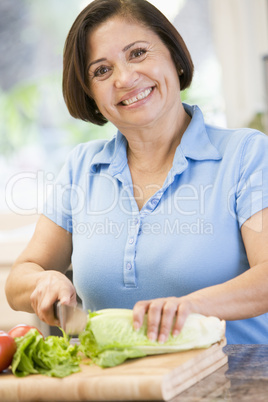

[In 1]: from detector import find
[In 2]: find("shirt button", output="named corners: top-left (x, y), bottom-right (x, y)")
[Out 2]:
top-left (129, 237), bottom-right (134, 244)
top-left (126, 262), bottom-right (132, 270)
top-left (151, 198), bottom-right (158, 206)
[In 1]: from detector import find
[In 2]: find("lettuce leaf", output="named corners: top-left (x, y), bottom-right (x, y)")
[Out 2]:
top-left (79, 309), bottom-right (225, 368)
top-left (12, 328), bottom-right (80, 377)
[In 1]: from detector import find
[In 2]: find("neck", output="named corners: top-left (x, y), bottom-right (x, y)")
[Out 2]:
top-left (125, 104), bottom-right (191, 173)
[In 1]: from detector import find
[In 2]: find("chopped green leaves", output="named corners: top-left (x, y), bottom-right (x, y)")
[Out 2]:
top-left (12, 328), bottom-right (80, 377)
top-left (11, 310), bottom-right (225, 374)
top-left (79, 309), bottom-right (225, 368)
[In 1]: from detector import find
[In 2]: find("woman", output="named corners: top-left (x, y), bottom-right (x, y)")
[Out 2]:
top-left (5, 0), bottom-right (268, 345)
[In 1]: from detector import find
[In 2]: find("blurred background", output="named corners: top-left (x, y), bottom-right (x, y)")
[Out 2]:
top-left (0, 0), bottom-right (268, 332)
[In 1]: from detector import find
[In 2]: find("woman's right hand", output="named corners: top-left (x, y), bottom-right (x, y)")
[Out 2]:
top-left (30, 270), bottom-right (77, 326)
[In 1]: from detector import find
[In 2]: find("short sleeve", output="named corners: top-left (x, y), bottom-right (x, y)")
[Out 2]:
top-left (42, 148), bottom-right (77, 233)
top-left (236, 132), bottom-right (268, 228)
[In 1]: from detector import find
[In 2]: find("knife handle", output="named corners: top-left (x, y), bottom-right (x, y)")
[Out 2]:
top-left (53, 301), bottom-right (60, 320)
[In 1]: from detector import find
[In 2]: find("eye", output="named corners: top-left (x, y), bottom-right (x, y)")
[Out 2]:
top-left (93, 65), bottom-right (111, 78)
top-left (130, 48), bottom-right (147, 60)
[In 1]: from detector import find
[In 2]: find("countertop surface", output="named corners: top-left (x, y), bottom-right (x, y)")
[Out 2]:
top-left (1, 344), bottom-right (267, 401)
top-left (174, 345), bottom-right (268, 401)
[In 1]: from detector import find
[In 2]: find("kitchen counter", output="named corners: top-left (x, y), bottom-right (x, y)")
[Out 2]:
top-left (175, 345), bottom-right (268, 401)
top-left (1, 344), bottom-right (268, 401)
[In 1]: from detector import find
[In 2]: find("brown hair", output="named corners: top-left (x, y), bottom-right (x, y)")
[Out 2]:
top-left (63, 0), bottom-right (194, 126)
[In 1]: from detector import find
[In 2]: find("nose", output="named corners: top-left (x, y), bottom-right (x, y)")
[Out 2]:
top-left (114, 63), bottom-right (139, 89)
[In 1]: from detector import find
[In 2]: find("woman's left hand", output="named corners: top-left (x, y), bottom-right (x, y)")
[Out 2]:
top-left (133, 296), bottom-right (199, 343)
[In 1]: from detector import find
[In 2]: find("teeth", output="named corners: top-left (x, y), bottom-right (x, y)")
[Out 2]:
top-left (122, 88), bottom-right (153, 106)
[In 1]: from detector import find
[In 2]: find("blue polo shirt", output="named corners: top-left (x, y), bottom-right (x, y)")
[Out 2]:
top-left (43, 104), bottom-right (268, 344)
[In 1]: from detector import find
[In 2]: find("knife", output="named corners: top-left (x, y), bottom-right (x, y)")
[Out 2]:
top-left (53, 301), bottom-right (88, 335)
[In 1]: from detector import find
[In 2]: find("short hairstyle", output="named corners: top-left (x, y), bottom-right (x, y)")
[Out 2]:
top-left (63, 0), bottom-right (194, 126)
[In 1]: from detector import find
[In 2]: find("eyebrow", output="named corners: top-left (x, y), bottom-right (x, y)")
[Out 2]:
top-left (87, 40), bottom-right (149, 71)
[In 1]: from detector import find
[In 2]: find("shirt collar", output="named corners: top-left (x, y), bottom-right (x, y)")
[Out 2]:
top-left (90, 103), bottom-right (222, 175)
top-left (90, 131), bottom-right (128, 175)
top-left (179, 103), bottom-right (222, 161)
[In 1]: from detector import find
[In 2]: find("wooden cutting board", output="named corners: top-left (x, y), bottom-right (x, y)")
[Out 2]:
top-left (0, 339), bottom-right (227, 401)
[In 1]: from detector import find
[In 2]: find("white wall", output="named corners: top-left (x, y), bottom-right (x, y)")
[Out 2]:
top-left (209, 0), bottom-right (268, 129)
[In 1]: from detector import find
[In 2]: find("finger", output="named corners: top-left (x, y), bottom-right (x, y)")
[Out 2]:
top-left (172, 302), bottom-right (191, 336)
top-left (39, 295), bottom-right (60, 326)
top-left (30, 287), bottom-right (40, 315)
top-left (133, 300), bottom-right (151, 330)
top-left (57, 279), bottom-right (76, 305)
top-left (158, 299), bottom-right (178, 343)
top-left (31, 287), bottom-right (60, 326)
top-left (147, 299), bottom-right (165, 341)
top-left (58, 291), bottom-right (75, 306)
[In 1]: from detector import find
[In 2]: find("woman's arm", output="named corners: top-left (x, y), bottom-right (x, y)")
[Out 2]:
top-left (5, 214), bottom-right (75, 326)
top-left (133, 208), bottom-right (268, 343)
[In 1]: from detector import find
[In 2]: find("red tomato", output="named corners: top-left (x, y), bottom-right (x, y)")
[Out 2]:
top-left (0, 333), bottom-right (17, 372)
top-left (8, 325), bottom-right (43, 339)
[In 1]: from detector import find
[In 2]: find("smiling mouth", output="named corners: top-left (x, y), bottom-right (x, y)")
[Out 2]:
top-left (120, 87), bottom-right (153, 106)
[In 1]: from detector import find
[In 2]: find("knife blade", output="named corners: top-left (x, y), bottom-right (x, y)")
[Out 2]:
top-left (54, 301), bottom-right (88, 335)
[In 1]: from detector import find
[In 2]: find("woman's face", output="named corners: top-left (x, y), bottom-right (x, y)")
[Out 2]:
top-left (87, 16), bottom-right (181, 131)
